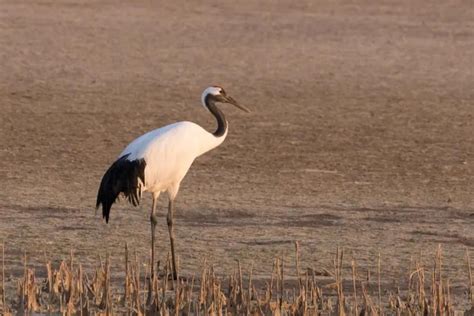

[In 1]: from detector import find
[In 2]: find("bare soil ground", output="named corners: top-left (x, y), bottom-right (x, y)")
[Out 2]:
top-left (1, 0), bottom-right (473, 308)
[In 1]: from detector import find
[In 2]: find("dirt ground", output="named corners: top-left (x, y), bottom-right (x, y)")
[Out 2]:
top-left (1, 0), bottom-right (473, 307)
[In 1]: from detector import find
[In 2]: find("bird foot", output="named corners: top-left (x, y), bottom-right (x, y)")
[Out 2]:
top-left (155, 270), bottom-right (187, 281)
top-left (155, 270), bottom-right (177, 280)
top-left (171, 274), bottom-right (189, 283)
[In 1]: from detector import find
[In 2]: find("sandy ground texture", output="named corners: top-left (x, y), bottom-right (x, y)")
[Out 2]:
top-left (0, 0), bottom-right (473, 308)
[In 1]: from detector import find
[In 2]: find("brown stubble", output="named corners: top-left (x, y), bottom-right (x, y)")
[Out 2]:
top-left (1, 242), bottom-right (6, 315)
top-left (0, 1), bottom-right (473, 294)
top-left (0, 243), bottom-right (471, 314)
top-left (466, 248), bottom-right (474, 306)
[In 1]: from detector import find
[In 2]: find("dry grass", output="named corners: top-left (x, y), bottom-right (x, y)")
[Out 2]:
top-left (1, 242), bottom-right (473, 315)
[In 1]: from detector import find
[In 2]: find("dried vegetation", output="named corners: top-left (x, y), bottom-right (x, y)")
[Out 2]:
top-left (0, 242), bottom-right (473, 315)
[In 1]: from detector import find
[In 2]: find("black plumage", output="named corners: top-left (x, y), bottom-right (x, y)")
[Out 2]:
top-left (96, 154), bottom-right (146, 223)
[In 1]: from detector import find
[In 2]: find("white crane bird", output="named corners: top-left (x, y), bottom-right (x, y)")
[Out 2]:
top-left (96, 86), bottom-right (249, 279)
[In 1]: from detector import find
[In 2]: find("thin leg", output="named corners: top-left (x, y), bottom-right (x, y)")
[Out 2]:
top-left (167, 199), bottom-right (178, 279)
top-left (147, 196), bottom-right (159, 306)
top-left (150, 196), bottom-right (158, 279)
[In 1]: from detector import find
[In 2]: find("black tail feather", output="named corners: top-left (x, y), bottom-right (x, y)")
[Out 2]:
top-left (96, 154), bottom-right (146, 223)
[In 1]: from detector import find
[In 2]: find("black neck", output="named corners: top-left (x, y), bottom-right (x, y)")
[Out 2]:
top-left (205, 95), bottom-right (227, 137)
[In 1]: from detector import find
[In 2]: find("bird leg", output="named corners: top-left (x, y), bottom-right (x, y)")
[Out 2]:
top-left (147, 196), bottom-right (159, 306)
top-left (167, 199), bottom-right (178, 280)
top-left (150, 197), bottom-right (158, 279)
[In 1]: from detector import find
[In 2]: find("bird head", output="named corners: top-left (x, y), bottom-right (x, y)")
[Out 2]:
top-left (201, 86), bottom-right (250, 113)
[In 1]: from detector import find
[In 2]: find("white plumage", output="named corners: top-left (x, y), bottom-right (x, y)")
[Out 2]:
top-left (120, 121), bottom-right (226, 200)
top-left (96, 85), bottom-right (249, 279)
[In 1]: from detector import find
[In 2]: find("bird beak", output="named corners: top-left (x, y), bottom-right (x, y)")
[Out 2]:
top-left (225, 96), bottom-right (251, 113)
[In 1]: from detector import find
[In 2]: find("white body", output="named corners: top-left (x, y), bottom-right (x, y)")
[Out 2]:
top-left (120, 121), bottom-right (227, 199)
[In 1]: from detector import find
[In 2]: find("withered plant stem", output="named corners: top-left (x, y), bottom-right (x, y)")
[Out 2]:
top-left (280, 258), bottom-right (285, 312)
top-left (23, 250), bottom-right (27, 313)
top-left (295, 241), bottom-right (302, 289)
top-left (124, 243), bottom-right (129, 305)
top-left (1, 242), bottom-right (4, 312)
top-left (238, 260), bottom-right (244, 305)
top-left (70, 248), bottom-right (74, 270)
top-left (248, 263), bottom-right (253, 303)
top-left (466, 248), bottom-right (473, 304)
top-left (351, 257), bottom-right (358, 315)
top-left (377, 252), bottom-right (381, 311)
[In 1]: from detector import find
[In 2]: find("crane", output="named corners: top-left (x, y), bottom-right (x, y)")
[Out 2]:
top-left (96, 86), bottom-right (249, 279)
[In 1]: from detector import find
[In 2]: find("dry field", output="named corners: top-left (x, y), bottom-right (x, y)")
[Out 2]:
top-left (0, 0), bottom-right (473, 313)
